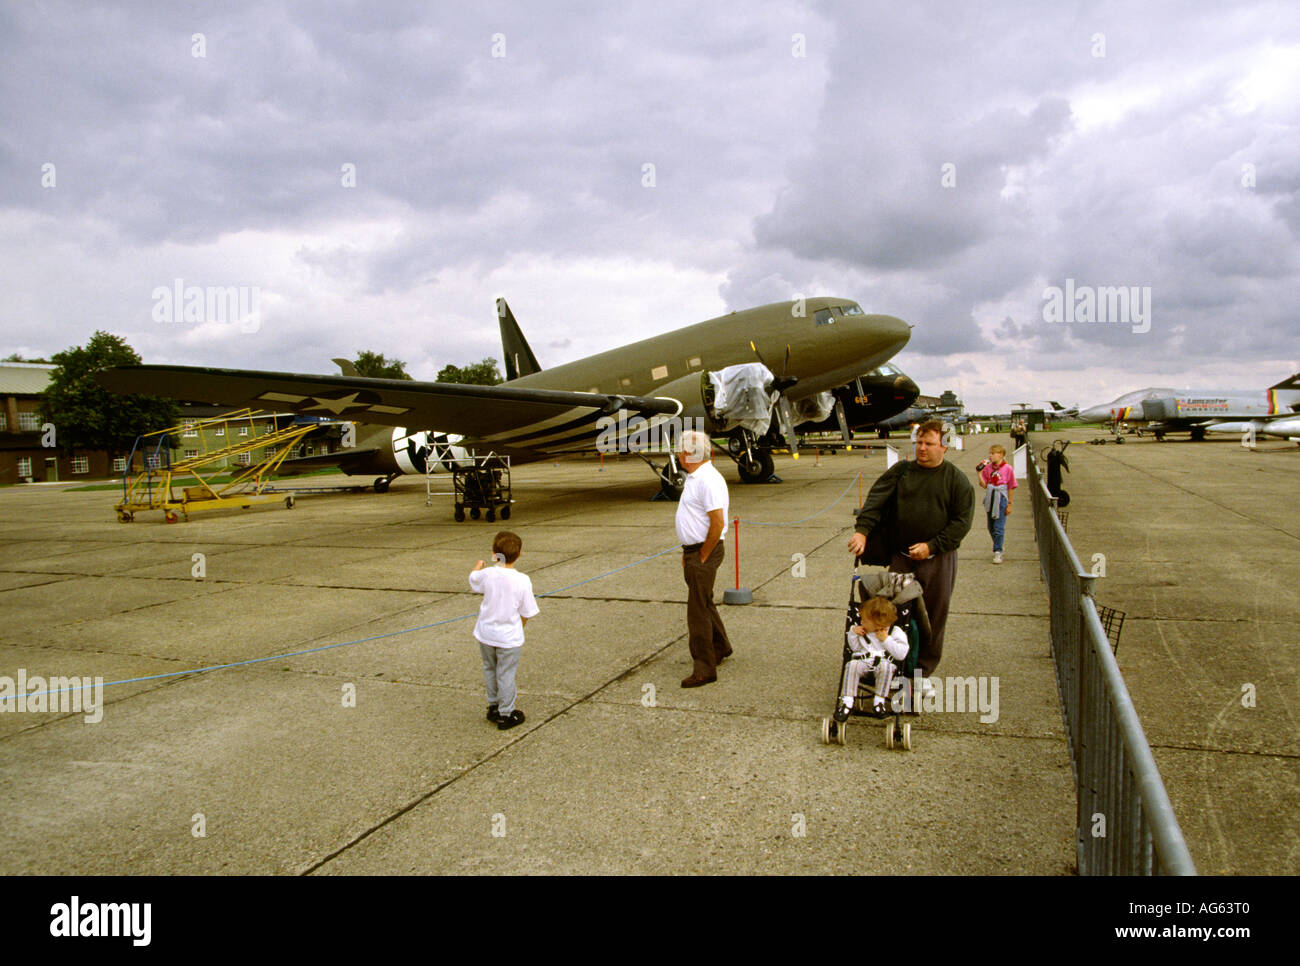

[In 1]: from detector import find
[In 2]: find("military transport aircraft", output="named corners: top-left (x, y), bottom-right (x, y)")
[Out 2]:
top-left (98, 297), bottom-right (911, 499)
top-left (1078, 374), bottom-right (1300, 440)
top-left (794, 362), bottom-right (921, 439)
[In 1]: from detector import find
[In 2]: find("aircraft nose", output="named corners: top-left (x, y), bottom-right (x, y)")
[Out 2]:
top-left (857, 313), bottom-right (910, 361)
top-left (1080, 405), bottom-right (1110, 423)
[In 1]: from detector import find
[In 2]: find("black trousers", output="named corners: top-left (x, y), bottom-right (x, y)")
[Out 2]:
top-left (888, 549), bottom-right (957, 677)
top-left (682, 542), bottom-right (732, 676)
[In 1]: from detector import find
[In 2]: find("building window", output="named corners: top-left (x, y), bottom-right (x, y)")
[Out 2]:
top-left (113, 457), bottom-right (127, 472)
top-left (184, 449), bottom-right (198, 460)
top-left (146, 455), bottom-right (162, 469)
top-left (17, 457), bottom-right (31, 477)
top-left (0, 411), bottom-right (7, 431)
top-left (18, 411), bottom-right (40, 431)
top-left (215, 426), bottom-right (225, 436)
top-left (71, 457), bottom-right (89, 474)
top-left (183, 422), bottom-right (198, 437)
top-left (238, 425), bottom-right (249, 436)
top-left (236, 453), bottom-right (251, 466)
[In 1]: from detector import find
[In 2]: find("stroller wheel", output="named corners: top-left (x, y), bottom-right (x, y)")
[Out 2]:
top-left (884, 719), bottom-right (895, 749)
top-left (836, 719), bottom-right (848, 746)
top-left (901, 721), bottom-right (913, 751)
top-left (820, 717), bottom-right (832, 745)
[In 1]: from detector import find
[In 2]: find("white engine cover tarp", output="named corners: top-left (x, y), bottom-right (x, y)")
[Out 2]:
top-left (791, 391), bottom-right (834, 426)
top-left (707, 362), bottom-right (776, 435)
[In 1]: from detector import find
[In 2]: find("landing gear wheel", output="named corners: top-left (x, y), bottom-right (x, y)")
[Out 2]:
top-left (836, 718), bottom-right (848, 746)
top-left (738, 450), bottom-right (774, 484)
top-left (373, 477), bottom-right (390, 493)
top-left (901, 721), bottom-right (913, 751)
top-left (164, 509), bottom-right (179, 524)
top-left (454, 507), bottom-right (466, 522)
top-left (659, 465), bottom-right (685, 500)
top-left (884, 720), bottom-right (895, 749)
top-left (284, 495), bottom-right (295, 509)
top-left (116, 510), bottom-right (133, 523)
top-left (820, 717), bottom-right (832, 745)
top-left (470, 507), bottom-right (480, 520)
top-left (486, 508), bottom-right (496, 522)
top-left (501, 506), bottom-right (511, 520)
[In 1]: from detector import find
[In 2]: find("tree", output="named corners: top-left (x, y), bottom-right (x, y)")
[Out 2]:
top-left (352, 351), bottom-right (412, 380)
top-left (436, 358), bottom-right (504, 385)
top-left (39, 331), bottom-right (179, 457)
top-left (4, 352), bottom-right (52, 363)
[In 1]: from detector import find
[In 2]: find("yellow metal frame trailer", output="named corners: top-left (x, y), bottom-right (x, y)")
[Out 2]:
top-left (115, 409), bottom-right (314, 523)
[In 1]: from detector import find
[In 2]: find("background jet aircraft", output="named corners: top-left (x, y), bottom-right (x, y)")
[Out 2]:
top-left (1079, 374), bottom-right (1300, 440)
top-left (99, 297), bottom-right (910, 498)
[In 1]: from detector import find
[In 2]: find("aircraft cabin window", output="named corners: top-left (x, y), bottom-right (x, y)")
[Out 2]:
top-left (620, 376), bottom-right (633, 388)
top-left (651, 365), bottom-right (668, 381)
top-left (688, 356), bottom-right (702, 368)
top-left (815, 308), bottom-right (834, 326)
top-left (842, 304), bottom-right (865, 316)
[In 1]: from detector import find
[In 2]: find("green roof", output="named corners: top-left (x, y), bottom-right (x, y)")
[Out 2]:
top-left (0, 363), bottom-right (55, 395)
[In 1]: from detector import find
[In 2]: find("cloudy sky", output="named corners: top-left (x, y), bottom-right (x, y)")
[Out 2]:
top-left (2, 0), bottom-right (1297, 413)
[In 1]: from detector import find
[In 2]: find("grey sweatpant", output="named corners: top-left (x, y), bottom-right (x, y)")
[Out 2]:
top-left (479, 642), bottom-right (522, 714)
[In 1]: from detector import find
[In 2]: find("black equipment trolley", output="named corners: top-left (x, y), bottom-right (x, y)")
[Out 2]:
top-left (452, 454), bottom-right (512, 522)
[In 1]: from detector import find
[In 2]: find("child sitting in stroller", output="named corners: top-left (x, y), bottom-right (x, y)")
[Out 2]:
top-left (834, 595), bottom-right (910, 720)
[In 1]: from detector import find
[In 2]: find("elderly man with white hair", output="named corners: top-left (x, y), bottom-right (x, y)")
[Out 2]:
top-left (674, 429), bottom-right (733, 687)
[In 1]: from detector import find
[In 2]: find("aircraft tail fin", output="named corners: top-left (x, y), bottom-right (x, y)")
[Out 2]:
top-left (497, 298), bottom-right (542, 381)
top-left (1268, 372), bottom-right (1300, 391)
top-left (333, 358), bottom-right (360, 376)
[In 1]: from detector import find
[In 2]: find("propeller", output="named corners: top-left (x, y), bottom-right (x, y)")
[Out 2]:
top-left (750, 341), bottom-right (798, 394)
top-left (750, 340), bottom-right (800, 458)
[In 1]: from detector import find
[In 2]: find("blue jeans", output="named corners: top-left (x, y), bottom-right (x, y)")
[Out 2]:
top-left (986, 495), bottom-right (1007, 552)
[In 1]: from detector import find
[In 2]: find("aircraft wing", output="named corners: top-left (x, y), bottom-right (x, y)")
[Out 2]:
top-left (96, 365), bottom-right (682, 438)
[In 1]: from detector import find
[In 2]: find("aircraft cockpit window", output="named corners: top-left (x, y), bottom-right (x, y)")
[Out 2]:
top-left (841, 303), bottom-right (865, 316)
top-left (831, 306), bottom-right (844, 316)
top-left (815, 308), bottom-right (834, 326)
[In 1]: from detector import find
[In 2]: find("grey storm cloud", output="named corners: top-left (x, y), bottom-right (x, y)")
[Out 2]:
top-left (1, 0), bottom-right (1298, 409)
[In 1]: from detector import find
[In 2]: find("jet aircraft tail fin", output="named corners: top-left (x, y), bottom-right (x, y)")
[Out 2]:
top-left (497, 298), bottom-right (542, 381)
top-left (1268, 373), bottom-right (1300, 391)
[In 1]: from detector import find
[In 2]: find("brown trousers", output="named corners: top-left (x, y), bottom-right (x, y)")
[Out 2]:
top-left (682, 542), bottom-right (732, 676)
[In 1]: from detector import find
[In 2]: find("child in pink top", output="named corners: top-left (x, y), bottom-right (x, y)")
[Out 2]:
top-left (977, 445), bottom-right (1016, 563)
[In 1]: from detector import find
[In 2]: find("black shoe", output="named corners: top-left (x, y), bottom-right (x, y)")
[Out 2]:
top-left (486, 704), bottom-right (501, 723)
top-left (497, 709), bottom-right (526, 730)
top-left (833, 700), bottom-right (850, 724)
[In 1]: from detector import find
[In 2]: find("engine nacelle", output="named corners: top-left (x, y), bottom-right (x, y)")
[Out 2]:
top-left (391, 427), bottom-right (471, 475)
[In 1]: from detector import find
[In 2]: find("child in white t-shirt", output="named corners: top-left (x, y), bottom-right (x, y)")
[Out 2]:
top-left (468, 531), bottom-right (539, 730)
top-left (835, 596), bottom-right (910, 720)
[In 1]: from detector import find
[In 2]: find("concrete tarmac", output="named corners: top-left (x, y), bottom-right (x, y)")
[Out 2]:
top-left (1036, 429), bottom-right (1299, 875)
top-left (0, 431), bottom-right (1290, 874)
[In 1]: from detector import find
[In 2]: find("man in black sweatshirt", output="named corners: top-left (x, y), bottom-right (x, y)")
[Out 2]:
top-left (847, 420), bottom-right (974, 684)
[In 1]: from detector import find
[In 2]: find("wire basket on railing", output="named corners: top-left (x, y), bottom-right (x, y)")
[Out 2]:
top-left (1097, 604), bottom-right (1126, 654)
top-left (1053, 506), bottom-right (1069, 531)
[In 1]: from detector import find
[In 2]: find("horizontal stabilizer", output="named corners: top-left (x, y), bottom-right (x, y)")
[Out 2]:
top-left (1268, 372), bottom-right (1300, 390)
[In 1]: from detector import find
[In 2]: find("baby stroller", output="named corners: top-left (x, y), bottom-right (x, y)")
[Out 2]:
top-left (820, 566), bottom-right (930, 750)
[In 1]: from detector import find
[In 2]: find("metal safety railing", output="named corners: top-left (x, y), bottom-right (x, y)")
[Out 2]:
top-left (1027, 439), bottom-right (1196, 875)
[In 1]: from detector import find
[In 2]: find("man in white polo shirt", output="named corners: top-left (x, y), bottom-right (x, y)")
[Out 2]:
top-left (674, 429), bottom-right (733, 687)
